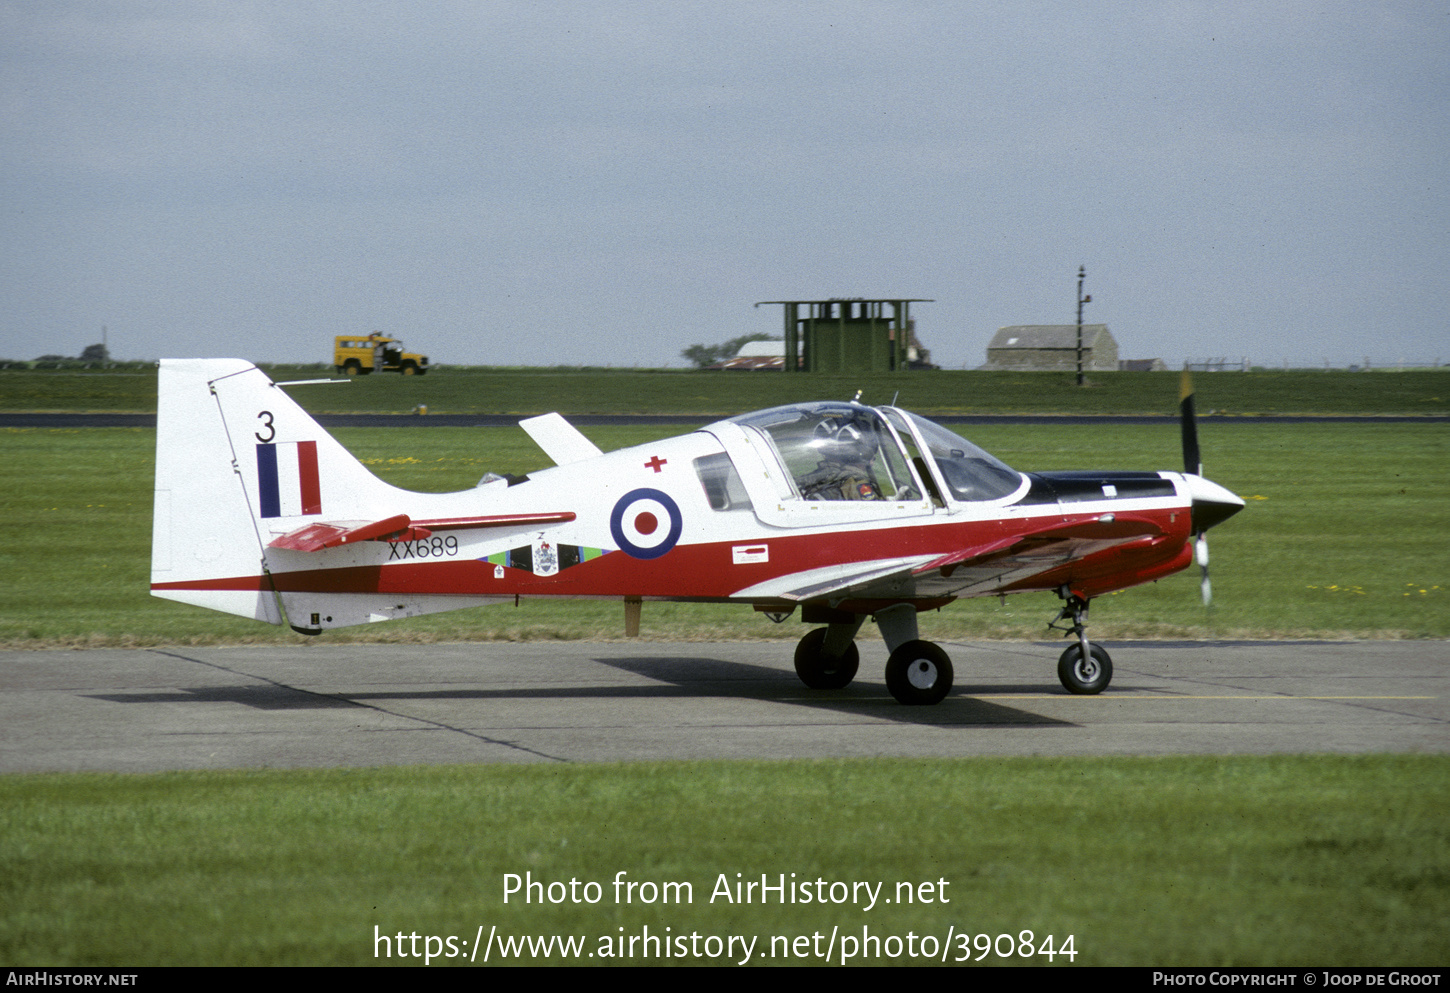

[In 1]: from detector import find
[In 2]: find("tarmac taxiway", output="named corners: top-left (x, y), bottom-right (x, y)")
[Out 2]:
top-left (2, 639), bottom-right (1445, 772)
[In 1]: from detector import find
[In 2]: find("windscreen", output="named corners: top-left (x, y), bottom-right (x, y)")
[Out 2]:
top-left (896, 410), bottom-right (1023, 502)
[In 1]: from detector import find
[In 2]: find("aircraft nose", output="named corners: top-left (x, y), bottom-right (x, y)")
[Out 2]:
top-left (1183, 474), bottom-right (1245, 532)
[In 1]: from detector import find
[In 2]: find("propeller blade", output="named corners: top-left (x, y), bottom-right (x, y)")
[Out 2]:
top-left (1181, 376), bottom-right (1225, 608)
top-left (1196, 533), bottom-right (1212, 605)
top-left (1180, 369), bottom-right (1202, 476)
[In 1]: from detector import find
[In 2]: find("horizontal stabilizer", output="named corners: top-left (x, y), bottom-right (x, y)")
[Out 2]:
top-left (520, 413), bottom-right (603, 466)
top-left (269, 514), bottom-right (413, 551)
top-left (268, 511), bottom-right (578, 552)
top-left (413, 511), bottom-right (576, 531)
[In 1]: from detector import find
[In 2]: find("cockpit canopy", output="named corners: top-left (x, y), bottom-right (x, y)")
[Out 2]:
top-left (728, 402), bottom-right (1023, 506)
top-left (887, 408), bottom-right (1023, 503)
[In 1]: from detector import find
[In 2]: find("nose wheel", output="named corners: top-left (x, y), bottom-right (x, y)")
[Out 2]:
top-left (1049, 588), bottom-right (1113, 694)
top-left (1058, 642), bottom-right (1113, 694)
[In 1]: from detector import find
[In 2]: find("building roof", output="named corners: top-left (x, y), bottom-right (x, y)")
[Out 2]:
top-left (989, 324), bottom-right (1113, 349)
top-left (754, 298), bottom-right (933, 306)
top-left (736, 340), bottom-right (785, 358)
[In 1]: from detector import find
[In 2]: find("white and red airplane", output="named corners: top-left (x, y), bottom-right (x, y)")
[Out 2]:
top-left (151, 359), bottom-right (1243, 704)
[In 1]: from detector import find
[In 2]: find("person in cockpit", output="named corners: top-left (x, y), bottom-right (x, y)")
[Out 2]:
top-left (798, 415), bottom-right (882, 501)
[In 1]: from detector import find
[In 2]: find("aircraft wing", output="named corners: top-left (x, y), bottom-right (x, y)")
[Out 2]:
top-left (731, 555), bottom-right (943, 603)
top-left (915, 513), bottom-right (1164, 573)
top-left (732, 514), bottom-right (1165, 604)
top-left (267, 512), bottom-right (576, 552)
top-left (907, 514), bottom-right (1166, 599)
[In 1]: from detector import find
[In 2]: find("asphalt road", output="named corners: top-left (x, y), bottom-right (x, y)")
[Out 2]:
top-left (2, 639), bottom-right (1444, 772)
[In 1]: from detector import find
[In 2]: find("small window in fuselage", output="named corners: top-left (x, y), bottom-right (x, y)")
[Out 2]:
top-left (694, 452), bottom-right (754, 511)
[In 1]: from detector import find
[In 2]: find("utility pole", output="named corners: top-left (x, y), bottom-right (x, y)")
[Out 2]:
top-left (1075, 266), bottom-right (1091, 386)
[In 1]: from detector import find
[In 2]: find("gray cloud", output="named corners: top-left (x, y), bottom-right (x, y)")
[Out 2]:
top-left (3, 1), bottom-right (1446, 369)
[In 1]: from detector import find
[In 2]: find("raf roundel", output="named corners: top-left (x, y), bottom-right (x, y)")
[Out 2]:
top-left (610, 488), bottom-right (683, 560)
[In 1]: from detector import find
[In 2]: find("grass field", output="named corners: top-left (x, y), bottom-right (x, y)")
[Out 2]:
top-left (2, 756), bottom-right (1445, 966)
top-left (2, 365), bottom-right (1448, 416)
top-left (1, 420), bottom-right (1445, 647)
top-left (2, 371), bottom-right (1446, 968)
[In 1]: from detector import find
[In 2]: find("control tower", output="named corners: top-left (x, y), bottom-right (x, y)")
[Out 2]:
top-left (755, 298), bottom-right (932, 373)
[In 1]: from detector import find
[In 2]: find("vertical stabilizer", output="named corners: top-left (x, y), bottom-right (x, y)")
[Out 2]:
top-left (150, 359), bottom-right (399, 623)
top-left (151, 360), bottom-right (283, 622)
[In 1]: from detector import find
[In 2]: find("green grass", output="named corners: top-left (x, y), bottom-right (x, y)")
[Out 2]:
top-left (3, 383), bottom-right (1446, 970)
top-left (1, 756), bottom-right (1444, 966)
top-left (1, 422), bottom-right (1446, 647)
top-left (2, 366), bottom-right (1447, 415)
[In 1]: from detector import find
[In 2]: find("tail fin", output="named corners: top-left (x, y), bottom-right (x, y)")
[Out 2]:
top-left (149, 359), bottom-right (397, 624)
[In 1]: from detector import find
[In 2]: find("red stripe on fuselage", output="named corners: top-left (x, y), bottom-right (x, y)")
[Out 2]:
top-left (154, 505), bottom-right (1195, 603)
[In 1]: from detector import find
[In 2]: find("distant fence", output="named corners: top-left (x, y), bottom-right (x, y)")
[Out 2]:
top-left (1184, 358), bottom-right (1249, 372)
top-left (1185, 357), bottom-right (1444, 372)
top-left (0, 360), bottom-right (156, 371)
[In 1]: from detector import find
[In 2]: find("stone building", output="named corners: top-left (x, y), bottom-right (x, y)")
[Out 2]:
top-left (982, 324), bottom-right (1119, 372)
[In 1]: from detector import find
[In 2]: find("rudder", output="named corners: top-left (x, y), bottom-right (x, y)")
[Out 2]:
top-left (150, 359), bottom-right (400, 623)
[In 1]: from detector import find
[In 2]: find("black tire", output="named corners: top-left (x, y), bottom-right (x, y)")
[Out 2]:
top-left (1058, 643), bottom-right (1113, 695)
top-left (885, 640), bottom-right (953, 705)
top-left (793, 628), bottom-right (860, 690)
top-left (400, 361), bottom-right (417, 375)
top-left (342, 360), bottom-right (362, 376)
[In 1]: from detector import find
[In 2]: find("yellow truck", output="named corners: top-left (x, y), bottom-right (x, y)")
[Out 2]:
top-left (333, 333), bottom-right (429, 375)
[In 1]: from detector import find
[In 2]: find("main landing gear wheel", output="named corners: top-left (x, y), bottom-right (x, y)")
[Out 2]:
top-left (1058, 643), bottom-right (1113, 695)
top-left (793, 628), bottom-right (860, 690)
top-left (885, 640), bottom-right (954, 706)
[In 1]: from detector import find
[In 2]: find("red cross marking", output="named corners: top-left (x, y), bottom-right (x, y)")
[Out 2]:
top-left (644, 455), bottom-right (668, 473)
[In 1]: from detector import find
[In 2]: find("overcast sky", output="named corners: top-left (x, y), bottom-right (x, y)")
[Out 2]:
top-left (3, 1), bottom-right (1446, 370)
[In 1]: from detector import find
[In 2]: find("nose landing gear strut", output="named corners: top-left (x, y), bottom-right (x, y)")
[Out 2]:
top-left (1049, 587), bottom-right (1113, 694)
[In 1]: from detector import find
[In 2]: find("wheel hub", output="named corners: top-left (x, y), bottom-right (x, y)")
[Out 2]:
top-left (907, 659), bottom-right (938, 689)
